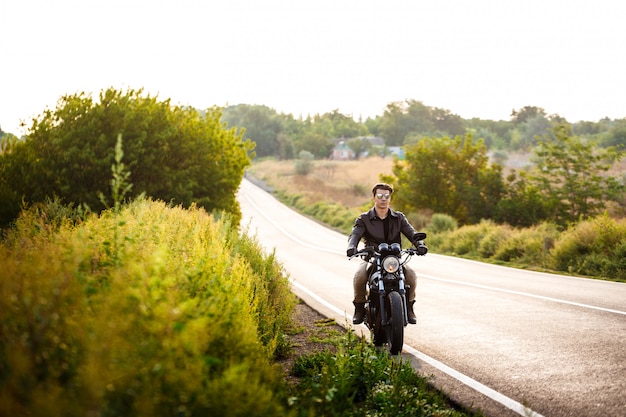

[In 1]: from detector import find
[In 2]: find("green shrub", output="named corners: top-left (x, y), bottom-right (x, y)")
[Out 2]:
top-left (294, 151), bottom-right (314, 175)
top-left (549, 216), bottom-right (626, 280)
top-left (478, 225), bottom-right (513, 258)
top-left (492, 222), bottom-right (559, 266)
top-left (0, 199), bottom-right (294, 416)
top-left (549, 221), bottom-right (596, 272)
top-left (406, 211), bottom-right (430, 230)
top-left (427, 213), bottom-right (458, 234)
top-left (445, 221), bottom-right (492, 256)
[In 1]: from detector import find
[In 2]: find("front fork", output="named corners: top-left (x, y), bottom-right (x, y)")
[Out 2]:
top-left (377, 268), bottom-right (409, 327)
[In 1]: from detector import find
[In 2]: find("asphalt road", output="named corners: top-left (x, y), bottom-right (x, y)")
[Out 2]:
top-left (237, 178), bottom-right (626, 417)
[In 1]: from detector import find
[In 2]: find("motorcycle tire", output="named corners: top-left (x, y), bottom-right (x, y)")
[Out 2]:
top-left (371, 307), bottom-right (386, 347)
top-left (387, 291), bottom-right (404, 355)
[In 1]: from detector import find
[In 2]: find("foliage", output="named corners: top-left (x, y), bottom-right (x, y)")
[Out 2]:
top-left (426, 213), bottom-right (458, 234)
top-left (288, 331), bottom-right (481, 417)
top-left (510, 105), bottom-right (547, 125)
top-left (528, 124), bottom-right (624, 226)
top-left (294, 150), bottom-right (315, 175)
top-left (207, 102), bottom-right (622, 170)
top-left (222, 104), bottom-right (283, 158)
top-left (495, 170), bottom-right (552, 227)
top-left (491, 222), bottom-right (560, 266)
top-left (295, 132), bottom-right (334, 159)
top-left (549, 214), bottom-right (626, 280)
top-left (0, 199), bottom-right (295, 416)
top-left (382, 134), bottom-right (505, 225)
top-left (516, 114), bottom-right (553, 150)
top-left (376, 100), bottom-right (465, 146)
top-left (600, 118), bottom-right (626, 148)
top-left (432, 221), bottom-right (494, 257)
top-left (346, 137), bottom-right (370, 159)
top-left (0, 87), bottom-right (254, 228)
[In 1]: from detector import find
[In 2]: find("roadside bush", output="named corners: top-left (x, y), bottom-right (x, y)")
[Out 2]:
top-left (436, 221), bottom-right (492, 256)
top-left (406, 211), bottom-right (430, 230)
top-left (294, 150), bottom-right (314, 175)
top-left (478, 224), bottom-right (513, 258)
top-left (549, 215), bottom-right (626, 280)
top-left (492, 222), bottom-right (559, 266)
top-left (427, 213), bottom-right (458, 234)
top-left (0, 199), bottom-right (294, 416)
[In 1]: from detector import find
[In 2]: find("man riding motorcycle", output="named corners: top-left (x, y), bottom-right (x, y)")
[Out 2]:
top-left (347, 182), bottom-right (427, 325)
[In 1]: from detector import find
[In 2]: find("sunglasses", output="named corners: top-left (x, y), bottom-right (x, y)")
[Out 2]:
top-left (376, 193), bottom-right (391, 200)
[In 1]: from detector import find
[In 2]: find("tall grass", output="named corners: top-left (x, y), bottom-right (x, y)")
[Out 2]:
top-left (0, 198), bottom-right (295, 416)
top-left (289, 331), bottom-right (482, 417)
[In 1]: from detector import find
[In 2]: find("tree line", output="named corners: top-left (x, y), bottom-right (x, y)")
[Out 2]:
top-left (1, 90), bottom-right (624, 230)
top-left (223, 101), bottom-right (626, 228)
top-left (220, 100), bottom-right (626, 159)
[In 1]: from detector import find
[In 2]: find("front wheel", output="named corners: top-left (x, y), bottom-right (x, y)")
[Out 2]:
top-left (387, 291), bottom-right (404, 355)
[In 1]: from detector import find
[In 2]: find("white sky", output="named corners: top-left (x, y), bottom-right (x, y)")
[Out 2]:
top-left (1, 0), bottom-right (625, 135)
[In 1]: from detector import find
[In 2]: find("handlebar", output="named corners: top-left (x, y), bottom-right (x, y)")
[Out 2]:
top-left (348, 245), bottom-right (425, 261)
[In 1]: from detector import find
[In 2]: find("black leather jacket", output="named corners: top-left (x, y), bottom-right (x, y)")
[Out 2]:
top-left (347, 207), bottom-right (421, 250)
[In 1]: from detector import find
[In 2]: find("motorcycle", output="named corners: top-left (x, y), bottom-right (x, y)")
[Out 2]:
top-left (349, 233), bottom-right (427, 355)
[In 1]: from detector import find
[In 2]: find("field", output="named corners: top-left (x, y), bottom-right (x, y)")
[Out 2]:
top-left (248, 156), bottom-right (395, 208)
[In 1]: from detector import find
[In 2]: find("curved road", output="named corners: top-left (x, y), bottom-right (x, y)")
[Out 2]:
top-left (237, 178), bottom-right (626, 417)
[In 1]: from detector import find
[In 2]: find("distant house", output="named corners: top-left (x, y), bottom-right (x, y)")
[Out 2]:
top-left (387, 146), bottom-right (405, 159)
top-left (330, 141), bottom-right (354, 160)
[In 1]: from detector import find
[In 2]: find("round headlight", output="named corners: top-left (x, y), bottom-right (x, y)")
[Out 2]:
top-left (382, 256), bottom-right (400, 273)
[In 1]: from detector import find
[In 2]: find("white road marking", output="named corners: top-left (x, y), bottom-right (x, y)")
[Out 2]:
top-left (421, 274), bottom-right (626, 316)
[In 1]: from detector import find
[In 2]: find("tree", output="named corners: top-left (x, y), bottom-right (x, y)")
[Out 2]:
top-left (346, 137), bottom-right (370, 159)
top-left (528, 124), bottom-right (624, 226)
top-left (516, 114), bottom-right (553, 150)
top-left (600, 119), bottom-right (626, 148)
top-left (294, 132), bottom-right (333, 159)
top-left (276, 133), bottom-right (295, 160)
top-left (221, 104), bottom-right (282, 158)
top-left (430, 107), bottom-right (465, 136)
top-left (382, 134), bottom-right (505, 225)
top-left (378, 100), bottom-right (434, 146)
top-left (497, 124), bottom-right (625, 227)
top-left (0, 88), bottom-right (254, 227)
top-left (510, 105), bottom-right (546, 125)
top-left (494, 170), bottom-right (551, 227)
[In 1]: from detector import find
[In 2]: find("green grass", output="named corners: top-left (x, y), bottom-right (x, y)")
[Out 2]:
top-left (288, 330), bottom-right (483, 417)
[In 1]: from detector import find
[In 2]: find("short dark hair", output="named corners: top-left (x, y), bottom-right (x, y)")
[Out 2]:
top-left (372, 182), bottom-right (393, 196)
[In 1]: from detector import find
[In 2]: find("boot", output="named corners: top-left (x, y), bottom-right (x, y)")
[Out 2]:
top-left (407, 300), bottom-right (417, 324)
top-left (352, 302), bottom-right (366, 325)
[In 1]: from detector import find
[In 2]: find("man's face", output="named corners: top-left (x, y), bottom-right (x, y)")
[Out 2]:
top-left (373, 188), bottom-right (391, 210)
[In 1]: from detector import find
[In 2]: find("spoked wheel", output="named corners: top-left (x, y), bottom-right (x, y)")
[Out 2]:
top-left (387, 291), bottom-right (405, 355)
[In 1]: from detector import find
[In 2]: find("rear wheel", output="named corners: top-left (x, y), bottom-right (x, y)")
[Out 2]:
top-left (387, 291), bottom-right (404, 355)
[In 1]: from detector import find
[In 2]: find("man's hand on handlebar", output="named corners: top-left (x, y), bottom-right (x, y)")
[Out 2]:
top-left (413, 240), bottom-right (428, 255)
